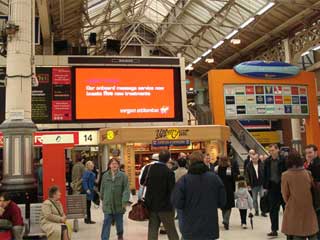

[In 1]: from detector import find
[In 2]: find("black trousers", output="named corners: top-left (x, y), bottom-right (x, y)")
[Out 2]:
top-left (148, 211), bottom-right (179, 240)
top-left (268, 183), bottom-right (285, 232)
top-left (239, 209), bottom-right (247, 225)
top-left (86, 200), bottom-right (92, 221)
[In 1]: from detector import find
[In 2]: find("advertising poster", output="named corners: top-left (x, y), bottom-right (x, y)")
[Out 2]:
top-left (52, 67), bottom-right (72, 121)
top-left (224, 84), bottom-right (309, 119)
top-left (32, 68), bottom-right (52, 122)
top-left (75, 68), bottom-right (176, 120)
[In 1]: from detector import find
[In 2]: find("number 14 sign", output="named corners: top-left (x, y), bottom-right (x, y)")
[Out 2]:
top-left (78, 131), bottom-right (98, 146)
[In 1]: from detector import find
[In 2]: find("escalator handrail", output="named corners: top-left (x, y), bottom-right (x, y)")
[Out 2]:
top-left (227, 120), bottom-right (269, 156)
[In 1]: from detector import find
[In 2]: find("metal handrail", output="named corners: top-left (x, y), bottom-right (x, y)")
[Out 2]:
top-left (227, 120), bottom-right (269, 156)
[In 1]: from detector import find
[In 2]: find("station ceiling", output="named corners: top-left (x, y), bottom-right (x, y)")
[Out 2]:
top-left (0, 0), bottom-right (319, 75)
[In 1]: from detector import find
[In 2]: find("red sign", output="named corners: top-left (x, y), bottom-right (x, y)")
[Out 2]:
top-left (300, 87), bottom-right (307, 95)
top-left (274, 86), bottom-right (282, 95)
top-left (52, 68), bottom-right (71, 85)
top-left (246, 86), bottom-right (254, 95)
top-left (291, 87), bottom-right (299, 95)
top-left (275, 96), bottom-right (283, 104)
top-left (52, 100), bottom-right (72, 121)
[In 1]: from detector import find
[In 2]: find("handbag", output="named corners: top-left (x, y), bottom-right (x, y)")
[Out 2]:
top-left (260, 192), bottom-right (270, 214)
top-left (128, 164), bottom-right (152, 221)
top-left (93, 189), bottom-right (100, 206)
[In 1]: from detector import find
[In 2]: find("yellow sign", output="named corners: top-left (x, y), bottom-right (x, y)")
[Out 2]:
top-left (251, 131), bottom-right (281, 144)
top-left (166, 128), bottom-right (180, 140)
top-left (155, 128), bottom-right (189, 140)
top-left (106, 130), bottom-right (115, 140)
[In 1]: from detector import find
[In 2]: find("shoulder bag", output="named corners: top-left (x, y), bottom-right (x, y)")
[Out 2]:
top-left (129, 164), bottom-right (152, 221)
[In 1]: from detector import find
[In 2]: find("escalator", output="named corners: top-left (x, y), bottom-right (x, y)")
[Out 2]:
top-left (227, 120), bottom-right (269, 167)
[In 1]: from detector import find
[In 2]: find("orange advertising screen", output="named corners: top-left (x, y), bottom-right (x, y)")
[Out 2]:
top-left (75, 68), bottom-right (182, 121)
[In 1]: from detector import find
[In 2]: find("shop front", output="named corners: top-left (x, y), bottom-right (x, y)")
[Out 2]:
top-left (99, 125), bottom-right (230, 190)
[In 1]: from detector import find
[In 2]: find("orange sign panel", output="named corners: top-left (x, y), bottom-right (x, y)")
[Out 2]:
top-left (75, 68), bottom-right (176, 120)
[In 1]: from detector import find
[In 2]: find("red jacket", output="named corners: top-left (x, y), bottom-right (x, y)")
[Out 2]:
top-left (0, 201), bottom-right (24, 226)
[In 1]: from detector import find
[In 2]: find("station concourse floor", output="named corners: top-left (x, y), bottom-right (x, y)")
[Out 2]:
top-left (74, 202), bottom-right (285, 240)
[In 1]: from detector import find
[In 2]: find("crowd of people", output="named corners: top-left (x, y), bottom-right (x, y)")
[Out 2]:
top-left (0, 144), bottom-right (320, 240)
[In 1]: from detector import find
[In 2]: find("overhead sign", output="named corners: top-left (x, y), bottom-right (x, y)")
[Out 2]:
top-left (78, 131), bottom-right (98, 146)
top-left (42, 134), bottom-right (74, 144)
top-left (34, 131), bottom-right (79, 146)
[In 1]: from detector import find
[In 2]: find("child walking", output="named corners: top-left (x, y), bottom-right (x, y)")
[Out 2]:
top-left (235, 180), bottom-right (253, 229)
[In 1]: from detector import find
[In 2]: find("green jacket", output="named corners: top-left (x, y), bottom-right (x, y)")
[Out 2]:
top-left (100, 170), bottom-right (130, 214)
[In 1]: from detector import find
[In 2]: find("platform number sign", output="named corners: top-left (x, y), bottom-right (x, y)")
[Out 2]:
top-left (79, 131), bottom-right (98, 146)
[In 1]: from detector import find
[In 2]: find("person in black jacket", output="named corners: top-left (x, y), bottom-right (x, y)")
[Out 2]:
top-left (171, 151), bottom-right (226, 240)
top-left (140, 150), bottom-right (179, 240)
top-left (244, 149), bottom-right (256, 176)
top-left (263, 144), bottom-right (287, 237)
top-left (306, 144), bottom-right (320, 240)
top-left (245, 153), bottom-right (265, 216)
top-left (215, 156), bottom-right (238, 230)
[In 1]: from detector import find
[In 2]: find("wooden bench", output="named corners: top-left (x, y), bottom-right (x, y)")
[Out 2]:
top-left (66, 194), bottom-right (87, 232)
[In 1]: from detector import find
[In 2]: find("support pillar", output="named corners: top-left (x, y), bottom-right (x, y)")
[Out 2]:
top-left (0, 0), bottom-right (37, 203)
top-left (283, 38), bottom-right (302, 153)
top-left (101, 144), bottom-right (109, 172)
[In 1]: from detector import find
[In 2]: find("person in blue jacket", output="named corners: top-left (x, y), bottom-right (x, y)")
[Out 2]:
top-left (171, 151), bottom-right (227, 240)
top-left (82, 160), bottom-right (96, 224)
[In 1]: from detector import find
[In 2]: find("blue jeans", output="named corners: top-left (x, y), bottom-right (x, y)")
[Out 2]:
top-left (252, 186), bottom-right (263, 213)
top-left (101, 213), bottom-right (124, 240)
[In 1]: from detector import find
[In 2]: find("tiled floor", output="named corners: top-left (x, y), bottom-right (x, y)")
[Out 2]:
top-left (73, 205), bottom-right (286, 240)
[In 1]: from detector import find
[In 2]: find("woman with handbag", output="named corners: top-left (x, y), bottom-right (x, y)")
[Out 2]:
top-left (40, 186), bottom-right (71, 240)
top-left (281, 151), bottom-right (318, 240)
top-left (82, 161), bottom-right (97, 224)
top-left (100, 158), bottom-right (130, 240)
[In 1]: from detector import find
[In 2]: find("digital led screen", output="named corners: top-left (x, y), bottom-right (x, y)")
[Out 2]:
top-left (75, 68), bottom-right (182, 121)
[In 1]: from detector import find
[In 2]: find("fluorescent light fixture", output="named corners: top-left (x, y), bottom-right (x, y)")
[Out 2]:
top-left (313, 45), bottom-right (320, 51)
top-left (205, 58), bottom-right (214, 64)
top-left (202, 49), bottom-right (212, 57)
top-left (185, 64), bottom-right (194, 70)
top-left (225, 30), bottom-right (239, 40)
top-left (257, 2), bottom-right (275, 15)
top-left (231, 39), bottom-right (241, 45)
top-left (240, 17), bottom-right (255, 28)
top-left (301, 51), bottom-right (310, 56)
top-left (212, 40), bottom-right (224, 49)
top-left (192, 57), bottom-right (202, 64)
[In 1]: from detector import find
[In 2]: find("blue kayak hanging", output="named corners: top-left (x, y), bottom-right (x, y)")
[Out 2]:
top-left (234, 61), bottom-right (300, 79)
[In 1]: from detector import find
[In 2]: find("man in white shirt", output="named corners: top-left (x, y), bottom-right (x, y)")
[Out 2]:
top-left (245, 153), bottom-right (265, 216)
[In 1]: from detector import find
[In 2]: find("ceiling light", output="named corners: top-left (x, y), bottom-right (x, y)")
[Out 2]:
top-left (301, 51), bottom-right (310, 56)
top-left (240, 17), bottom-right (255, 28)
top-left (231, 39), bottom-right (241, 45)
top-left (205, 58), bottom-right (214, 64)
top-left (226, 30), bottom-right (239, 40)
top-left (185, 64), bottom-right (194, 70)
top-left (313, 45), bottom-right (320, 51)
top-left (212, 40), bottom-right (224, 49)
top-left (202, 49), bottom-right (212, 57)
top-left (257, 2), bottom-right (275, 15)
top-left (192, 57), bottom-right (202, 64)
